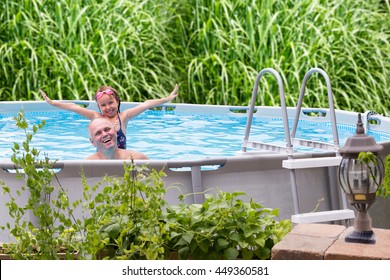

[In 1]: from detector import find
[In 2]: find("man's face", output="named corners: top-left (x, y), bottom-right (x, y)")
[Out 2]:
top-left (89, 119), bottom-right (117, 150)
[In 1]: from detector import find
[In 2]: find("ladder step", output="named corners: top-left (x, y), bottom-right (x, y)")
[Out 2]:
top-left (292, 138), bottom-right (337, 151)
top-left (243, 140), bottom-right (289, 153)
top-left (291, 209), bottom-right (355, 224)
top-left (282, 156), bottom-right (342, 169)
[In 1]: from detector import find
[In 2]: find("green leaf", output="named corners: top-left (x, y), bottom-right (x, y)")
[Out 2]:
top-left (238, 240), bottom-right (249, 249)
top-left (175, 237), bottom-right (190, 247)
top-left (228, 231), bottom-right (240, 242)
top-left (2, 186), bottom-right (10, 194)
top-left (216, 238), bottom-right (229, 251)
top-left (223, 247), bottom-right (239, 260)
top-left (241, 248), bottom-right (254, 260)
top-left (259, 247), bottom-right (271, 259)
top-left (178, 247), bottom-right (189, 259)
top-left (182, 232), bottom-right (193, 244)
top-left (255, 238), bottom-right (266, 247)
top-left (102, 222), bottom-right (120, 239)
top-left (270, 208), bottom-right (279, 216)
top-left (198, 239), bottom-right (210, 253)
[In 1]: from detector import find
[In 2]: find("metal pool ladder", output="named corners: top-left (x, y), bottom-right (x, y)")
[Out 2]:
top-left (242, 67), bottom-right (354, 224)
top-left (241, 68), bottom-right (293, 155)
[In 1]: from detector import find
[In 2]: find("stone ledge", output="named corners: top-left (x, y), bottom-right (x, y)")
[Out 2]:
top-left (271, 224), bottom-right (390, 260)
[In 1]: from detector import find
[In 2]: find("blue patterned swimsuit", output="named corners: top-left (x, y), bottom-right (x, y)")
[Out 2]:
top-left (116, 116), bottom-right (127, 149)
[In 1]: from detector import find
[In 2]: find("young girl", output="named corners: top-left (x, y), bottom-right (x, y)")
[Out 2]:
top-left (39, 84), bottom-right (179, 149)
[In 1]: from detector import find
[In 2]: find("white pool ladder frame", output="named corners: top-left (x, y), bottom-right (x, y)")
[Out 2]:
top-left (242, 67), bottom-right (354, 224)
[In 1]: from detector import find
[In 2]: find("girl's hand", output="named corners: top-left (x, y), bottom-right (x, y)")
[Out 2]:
top-left (166, 84), bottom-right (179, 101)
top-left (39, 89), bottom-right (53, 104)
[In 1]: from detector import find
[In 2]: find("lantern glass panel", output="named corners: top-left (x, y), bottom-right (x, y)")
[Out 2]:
top-left (339, 157), bottom-right (381, 195)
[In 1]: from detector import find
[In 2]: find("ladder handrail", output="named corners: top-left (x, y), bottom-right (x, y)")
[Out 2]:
top-left (241, 67), bottom-right (344, 216)
top-left (242, 68), bottom-right (293, 158)
top-left (291, 68), bottom-right (340, 154)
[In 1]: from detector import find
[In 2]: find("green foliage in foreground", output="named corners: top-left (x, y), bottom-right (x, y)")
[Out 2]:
top-left (81, 165), bottom-right (291, 260)
top-left (0, 111), bottom-right (81, 260)
top-left (167, 192), bottom-right (291, 260)
top-left (0, 110), bottom-right (292, 260)
top-left (0, 0), bottom-right (389, 115)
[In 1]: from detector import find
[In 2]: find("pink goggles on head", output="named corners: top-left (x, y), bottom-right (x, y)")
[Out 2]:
top-left (95, 89), bottom-right (114, 99)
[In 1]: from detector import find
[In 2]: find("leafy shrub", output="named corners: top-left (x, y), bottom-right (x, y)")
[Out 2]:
top-left (167, 191), bottom-right (292, 260)
top-left (80, 162), bottom-right (171, 260)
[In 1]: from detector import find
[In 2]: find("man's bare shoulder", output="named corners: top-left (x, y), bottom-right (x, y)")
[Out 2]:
top-left (85, 153), bottom-right (100, 160)
top-left (121, 149), bottom-right (149, 160)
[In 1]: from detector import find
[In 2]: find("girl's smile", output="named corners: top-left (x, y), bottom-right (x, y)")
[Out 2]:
top-left (97, 94), bottom-right (119, 118)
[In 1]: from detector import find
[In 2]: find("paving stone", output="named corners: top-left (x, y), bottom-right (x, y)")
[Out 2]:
top-left (325, 227), bottom-right (390, 260)
top-left (271, 232), bottom-right (336, 260)
top-left (272, 224), bottom-right (390, 260)
top-left (290, 223), bottom-right (346, 238)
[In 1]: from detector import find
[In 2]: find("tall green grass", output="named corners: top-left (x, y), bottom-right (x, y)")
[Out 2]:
top-left (182, 0), bottom-right (389, 114)
top-left (0, 0), bottom-right (389, 115)
top-left (0, 0), bottom-right (181, 101)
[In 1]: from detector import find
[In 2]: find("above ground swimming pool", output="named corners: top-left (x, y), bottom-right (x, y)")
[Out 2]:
top-left (2, 66), bottom-right (390, 244)
top-left (1, 100), bottom-right (390, 243)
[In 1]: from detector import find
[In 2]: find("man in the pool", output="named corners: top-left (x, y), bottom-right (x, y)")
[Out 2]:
top-left (86, 118), bottom-right (148, 160)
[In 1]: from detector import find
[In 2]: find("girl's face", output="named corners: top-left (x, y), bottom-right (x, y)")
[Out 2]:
top-left (97, 94), bottom-right (119, 118)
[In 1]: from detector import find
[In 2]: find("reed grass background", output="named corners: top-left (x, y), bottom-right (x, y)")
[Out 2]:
top-left (1, 0), bottom-right (389, 115)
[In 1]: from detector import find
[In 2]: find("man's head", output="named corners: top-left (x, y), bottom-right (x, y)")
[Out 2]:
top-left (88, 118), bottom-right (117, 150)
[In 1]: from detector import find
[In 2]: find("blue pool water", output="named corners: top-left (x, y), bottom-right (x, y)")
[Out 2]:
top-left (1, 110), bottom-right (390, 161)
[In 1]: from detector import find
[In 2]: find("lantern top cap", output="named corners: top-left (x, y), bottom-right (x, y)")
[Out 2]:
top-left (338, 113), bottom-right (383, 154)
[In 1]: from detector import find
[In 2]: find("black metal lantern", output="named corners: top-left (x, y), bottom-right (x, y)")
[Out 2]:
top-left (338, 113), bottom-right (384, 244)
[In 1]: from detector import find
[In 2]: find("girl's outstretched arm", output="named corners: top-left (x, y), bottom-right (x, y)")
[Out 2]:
top-left (121, 84), bottom-right (179, 121)
top-left (39, 89), bottom-right (100, 120)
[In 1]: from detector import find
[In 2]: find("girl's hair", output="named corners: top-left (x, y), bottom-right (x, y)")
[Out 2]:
top-left (94, 86), bottom-right (121, 112)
